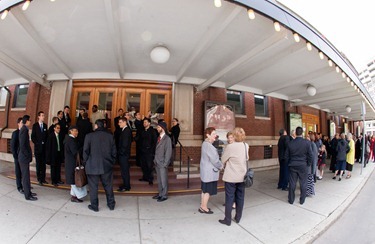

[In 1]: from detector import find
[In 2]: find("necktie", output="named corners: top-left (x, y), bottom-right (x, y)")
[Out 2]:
top-left (40, 123), bottom-right (43, 132)
top-left (56, 134), bottom-right (60, 151)
top-left (157, 136), bottom-right (161, 143)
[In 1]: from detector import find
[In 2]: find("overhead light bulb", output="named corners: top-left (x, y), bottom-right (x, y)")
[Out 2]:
top-left (336, 66), bottom-right (340, 73)
top-left (247, 9), bottom-right (255, 20)
top-left (1, 10), bottom-right (9, 20)
top-left (347, 77), bottom-right (350, 83)
top-left (274, 21), bottom-right (281, 32)
top-left (346, 105), bottom-right (351, 113)
top-left (306, 42), bottom-right (312, 51)
top-left (306, 84), bottom-right (317, 96)
top-left (22, 0), bottom-right (31, 11)
top-left (328, 60), bottom-right (333, 67)
top-left (214, 0), bottom-right (222, 8)
top-left (319, 51), bottom-right (324, 60)
top-left (293, 33), bottom-right (300, 43)
top-left (350, 81), bottom-right (354, 86)
top-left (342, 72), bottom-right (346, 78)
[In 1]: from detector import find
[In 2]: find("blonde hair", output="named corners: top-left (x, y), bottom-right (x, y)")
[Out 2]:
top-left (232, 127), bottom-right (246, 142)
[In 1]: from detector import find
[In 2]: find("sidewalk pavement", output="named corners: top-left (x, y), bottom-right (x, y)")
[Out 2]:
top-left (0, 160), bottom-right (373, 244)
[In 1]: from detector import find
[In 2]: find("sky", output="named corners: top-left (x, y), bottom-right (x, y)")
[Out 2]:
top-left (277, 0), bottom-right (375, 72)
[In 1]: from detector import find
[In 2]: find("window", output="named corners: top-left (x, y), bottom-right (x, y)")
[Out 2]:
top-left (0, 88), bottom-right (7, 107)
top-left (13, 84), bottom-right (29, 108)
top-left (226, 90), bottom-right (244, 115)
top-left (254, 94), bottom-right (268, 117)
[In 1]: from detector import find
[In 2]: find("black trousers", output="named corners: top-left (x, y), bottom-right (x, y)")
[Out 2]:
top-left (135, 142), bottom-right (142, 167)
top-left (35, 152), bottom-right (46, 182)
top-left (288, 165), bottom-right (308, 204)
top-left (87, 171), bottom-right (115, 209)
top-left (50, 162), bottom-right (61, 184)
top-left (224, 182), bottom-right (245, 224)
top-left (278, 159), bottom-right (289, 189)
top-left (13, 158), bottom-right (22, 190)
top-left (141, 152), bottom-right (154, 182)
top-left (119, 155), bottom-right (131, 190)
top-left (330, 154), bottom-right (337, 172)
top-left (19, 162), bottom-right (31, 199)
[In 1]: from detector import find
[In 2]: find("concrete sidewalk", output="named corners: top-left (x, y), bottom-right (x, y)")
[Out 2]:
top-left (0, 160), bottom-right (373, 244)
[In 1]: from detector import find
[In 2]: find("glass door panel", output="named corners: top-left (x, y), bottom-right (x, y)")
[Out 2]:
top-left (70, 88), bottom-right (94, 125)
top-left (126, 93), bottom-right (140, 121)
top-left (98, 92), bottom-right (114, 130)
top-left (146, 89), bottom-right (171, 128)
top-left (76, 92), bottom-right (91, 116)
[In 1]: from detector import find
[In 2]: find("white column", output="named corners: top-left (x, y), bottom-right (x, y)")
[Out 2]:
top-left (47, 80), bottom-right (70, 126)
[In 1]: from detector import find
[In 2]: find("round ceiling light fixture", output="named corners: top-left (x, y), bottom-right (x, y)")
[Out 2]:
top-left (345, 105), bottom-right (351, 113)
top-left (306, 84), bottom-right (317, 96)
top-left (150, 46), bottom-right (170, 64)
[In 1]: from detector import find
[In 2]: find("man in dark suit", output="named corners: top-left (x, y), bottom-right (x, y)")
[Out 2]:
top-left (31, 111), bottom-right (48, 185)
top-left (46, 124), bottom-right (64, 186)
top-left (277, 128), bottom-right (290, 191)
top-left (76, 112), bottom-right (92, 149)
top-left (18, 115), bottom-right (38, 201)
top-left (117, 117), bottom-right (132, 192)
top-left (10, 117), bottom-right (23, 193)
top-left (139, 118), bottom-right (157, 185)
top-left (113, 108), bottom-right (124, 152)
top-left (285, 126), bottom-right (313, 205)
top-left (152, 121), bottom-right (172, 202)
top-left (83, 119), bottom-right (117, 212)
top-left (134, 112), bottom-right (144, 167)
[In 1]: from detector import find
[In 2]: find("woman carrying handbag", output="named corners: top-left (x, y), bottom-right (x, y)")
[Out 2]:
top-left (219, 127), bottom-right (248, 226)
top-left (64, 126), bottom-right (87, 202)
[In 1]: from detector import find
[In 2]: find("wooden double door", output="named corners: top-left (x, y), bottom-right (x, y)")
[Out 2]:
top-left (71, 81), bottom-right (172, 132)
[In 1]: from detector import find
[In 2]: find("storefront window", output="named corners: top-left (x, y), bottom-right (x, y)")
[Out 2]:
top-left (226, 90), bottom-right (244, 115)
top-left (255, 94), bottom-right (268, 117)
top-left (0, 88), bottom-right (7, 107)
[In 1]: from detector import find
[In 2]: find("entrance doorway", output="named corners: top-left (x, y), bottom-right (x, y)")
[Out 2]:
top-left (71, 81), bottom-right (172, 132)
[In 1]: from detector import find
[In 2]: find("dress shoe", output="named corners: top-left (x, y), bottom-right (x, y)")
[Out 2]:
top-left (299, 199), bottom-right (305, 205)
top-left (38, 181), bottom-right (43, 186)
top-left (53, 183), bottom-right (59, 187)
top-left (117, 188), bottom-right (126, 192)
top-left (288, 200), bottom-right (294, 205)
top-left (108, 205), bottom-right (115, 211)
top-left (198, 208), bottom-right (213, 214)
top-left (42, 180), bottom-right (49, 184)
top-left (18, 188), bottom-right (24, 194)
top-left (157, 197), bottom-right (168, 202)
top-left (71, 196), bottom-right (83, 203)
top-left (30, 192), bottom-right (37, 197)
top-left (152, 195), bottom-right (161, 200)
top-left (26, 196), bottom-right (38, 201)
top-left (149, 181), bottom-right (153, 185)
top-left (139, 178), bottom-right (146, 182)
top-left (218, 219), bottom-right (231, 226)
top-left (282, 187), bottom-right (289, 191)
top-left (233, 216), bottom-right (240, 224)
top-left (88, 205), bottom-right (99, 212)
top-left (57, 181), bottom-right (64, 185)
top-left (332, 176), bottom-right (336, 180)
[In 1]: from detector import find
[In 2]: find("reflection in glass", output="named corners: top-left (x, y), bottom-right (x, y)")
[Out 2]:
top-left (126, 93), bottom-right (140, 119)
top-left (75, 92), bottom-right (90, 117)
top-left (98, 92), bottom-right (113, 129)
top-left (149, 94), bottom-right (165, 127)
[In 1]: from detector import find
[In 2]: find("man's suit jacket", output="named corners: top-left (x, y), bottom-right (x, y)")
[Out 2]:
top-left (154, 134), bottom-right (172, 168)
top-left (31, 122), bottom-right (48, 154)
top-left (18, 125), bottom-right (32, 164)
top-left (285, 136), bottom-right (313, 168)
top-left (83, 128), bottom-right (117, 175)
top-left (10, 129), bottom-right (20, 160)
top-left (45, 132), bottom-right (64, 165)
top-left (118, 126), bottom-right (132, 158)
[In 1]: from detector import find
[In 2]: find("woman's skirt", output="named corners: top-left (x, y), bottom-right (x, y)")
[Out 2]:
top-left (201, 181), bottom-right (218, 196)
top-left (70, 185), bottom-right (88, 199)
top-left (306, 174), bottom-right (315, 196)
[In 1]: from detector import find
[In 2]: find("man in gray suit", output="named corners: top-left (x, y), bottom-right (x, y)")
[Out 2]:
top-left (83, 120), bottom-right (117, 212)
top-left (152, 121), bottom-right (172, 202)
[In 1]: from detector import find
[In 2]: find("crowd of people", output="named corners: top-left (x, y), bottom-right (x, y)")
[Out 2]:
top-left (10, 105), bottom-right (181, 212)
top-left (277, 127), bottom-right (369, 206)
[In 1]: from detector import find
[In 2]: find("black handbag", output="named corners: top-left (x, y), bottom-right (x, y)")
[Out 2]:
top-left (243, 143), bottom-right (254, 188)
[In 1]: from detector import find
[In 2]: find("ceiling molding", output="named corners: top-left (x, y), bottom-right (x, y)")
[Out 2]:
top-left (175, 6), bottom-right (243, 83)
top-left (11, 8), bottom-right (73, 79)
top-left (196, 30), bottom-right (287, 91)
top-left (289, 88), bottom-right (355, 102)
top-left (226, 40), bottom-right (306, 89)
top-left (104, 0), bottom-right (126, 79)
top-left (0, 51), bottom-right (46, 86)
top-left (293, 94), bottom-right (359, 106)
top-left (263, 66), bottom-right (333, 94)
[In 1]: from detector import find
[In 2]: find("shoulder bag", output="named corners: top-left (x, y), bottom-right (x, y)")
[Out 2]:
top-left (75, 154), bottom-right (88, 187)
top-left (243, 143), bottom-right (254, 188)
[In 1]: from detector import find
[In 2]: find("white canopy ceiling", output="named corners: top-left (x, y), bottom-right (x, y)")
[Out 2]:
top-left (0, 0), bottom-right (373, 120)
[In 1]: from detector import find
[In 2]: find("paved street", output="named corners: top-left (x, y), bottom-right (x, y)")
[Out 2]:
top-left (314, 163), bottom-right (375, 244)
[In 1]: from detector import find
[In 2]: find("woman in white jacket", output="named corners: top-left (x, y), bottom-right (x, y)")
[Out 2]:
top-left (219, 127), bottom-right (248, 226)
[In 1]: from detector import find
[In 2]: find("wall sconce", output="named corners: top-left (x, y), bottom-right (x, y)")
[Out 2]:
top-left (306, 84), bottom-right (316, 96)
top-left (150, 46), bottom-right (170, 64)
top-left (319, 51), bottom-right (324, 60)
top-left (274, 22), bottom-right (281, 32)
top-left (306, 42), bottom-right (312, 51)
top-left (293, 33), bottom-right (300, 42)
top-left (346, 105), bottom-right (351, 113)
top-left (247, 9), bottom-right (255, 20)
top-left (214, 0), bottom-right (222, 8)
